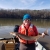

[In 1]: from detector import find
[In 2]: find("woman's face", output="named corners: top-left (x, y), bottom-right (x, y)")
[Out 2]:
top-left (23, 19), bottom-right (31, 25)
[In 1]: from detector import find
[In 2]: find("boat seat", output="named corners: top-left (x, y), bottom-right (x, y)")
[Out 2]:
top-left (4, 43), bottom-right (15, 50)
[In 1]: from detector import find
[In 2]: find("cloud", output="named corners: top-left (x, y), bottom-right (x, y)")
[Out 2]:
top-left (0, 0), bottom-right (50, 10)
top-left (20, 0), bottom-right (37, 5)
top-left (0, 5), bottom-right (12, 9)
top-left (40, 1), bottom-right (44, 6)
top-left (20, 0), bottom-right (27, 4)
top-left (0, 0), bottom-right (37, 9)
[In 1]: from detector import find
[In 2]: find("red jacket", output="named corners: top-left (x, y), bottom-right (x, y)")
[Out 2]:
top-left (18, 24), bottom-right (38, 44)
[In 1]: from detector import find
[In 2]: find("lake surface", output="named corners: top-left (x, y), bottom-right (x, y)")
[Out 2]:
top-left (0, 18), bottom-right (50, 50)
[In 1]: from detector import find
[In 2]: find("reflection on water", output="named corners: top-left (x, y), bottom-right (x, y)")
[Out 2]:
top-left (32, 19), bottom-right (50, 28)
top-left (0, 18), bottom-right (22, 26)
top-left (0, 18), bottom-right (50, 27)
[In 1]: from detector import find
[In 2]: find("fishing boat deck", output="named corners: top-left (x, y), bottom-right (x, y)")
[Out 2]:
top-left (0, 39), bottom-right (46, 50)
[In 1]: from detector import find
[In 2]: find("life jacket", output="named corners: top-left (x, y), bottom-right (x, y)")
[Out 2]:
top-left (19, 24), bottom-right (38, 44)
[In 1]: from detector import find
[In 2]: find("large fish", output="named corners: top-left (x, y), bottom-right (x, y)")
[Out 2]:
top-left (10, 30), bottom-right (49, 41)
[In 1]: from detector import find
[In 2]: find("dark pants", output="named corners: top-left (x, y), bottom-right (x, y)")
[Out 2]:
top-left (19, 43), bottom-right (35, 50)
top-left (15, 43), bottom-right (20, 50)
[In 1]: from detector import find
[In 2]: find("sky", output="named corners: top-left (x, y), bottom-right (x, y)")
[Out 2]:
top-left (0, 0), bottom-right (50, 10)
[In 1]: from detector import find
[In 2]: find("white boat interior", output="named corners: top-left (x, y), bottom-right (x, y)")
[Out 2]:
top-left (35, 42), bottom-right (46, 50)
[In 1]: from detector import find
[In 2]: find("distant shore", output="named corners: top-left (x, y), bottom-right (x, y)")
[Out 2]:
top-left (0, 9), bottom-right (50, 19)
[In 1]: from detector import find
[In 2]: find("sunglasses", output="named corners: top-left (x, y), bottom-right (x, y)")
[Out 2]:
top-left (25, 19), bottom-right (31, 21)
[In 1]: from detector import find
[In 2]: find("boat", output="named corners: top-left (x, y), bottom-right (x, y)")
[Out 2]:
top-left (35, 42), bottom-right (46, 50)
top-left (0, 37), bottom-right (46, 50)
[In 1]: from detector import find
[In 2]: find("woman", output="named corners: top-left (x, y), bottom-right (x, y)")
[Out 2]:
top-left (18, 14), bottom-right (41, 50)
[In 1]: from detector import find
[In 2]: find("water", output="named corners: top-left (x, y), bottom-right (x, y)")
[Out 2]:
top-left (0, 18), bottom-right (50, 50)
top-left (0, 18), bottom-right (50, 38)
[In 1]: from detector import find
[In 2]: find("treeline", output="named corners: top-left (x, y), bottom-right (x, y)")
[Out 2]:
top-left (0, 9), bottom-right (50, 19)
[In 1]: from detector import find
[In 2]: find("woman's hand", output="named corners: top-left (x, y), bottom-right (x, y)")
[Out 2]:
top-left (42, 33), bottom-right (45, 37)
top-left (42, 30), bottom-right (49, 38)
